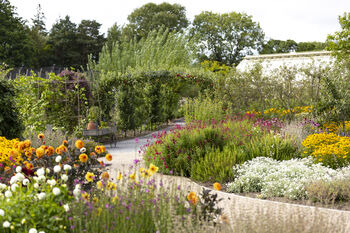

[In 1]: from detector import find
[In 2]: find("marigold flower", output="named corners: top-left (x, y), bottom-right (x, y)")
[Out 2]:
top-left (55, 147), bottom-right (62, 155)
top-left (62, 140), bottom-right (68, 145)
top-left (38, 133), bottom-right (44, 140)
top-left (107, 181), bottom-right (117, 190)
top-left (213, 182), bottom-right (222, 191)
top-left (96, 181), bottom-right (104, 190)
top-left (98, 160), bottom-right (105, 167)
top-left (36, 148), bottom-right (45, 158)
top-left (85, 172), bottom-right (95, 182)
top-left (74, 164), bottom-right (79, 168)
top-left (187, 192), bottom-right (198, 205)
top-left (25, 150), bottom-right (33, 158)
top-left (95, 146), bottom-right (102, 154)
top-left (149, 163), bottom-right (159, 174)
top-left (90, 152), bottom-right (96, 157)
top-left (105, 153), bottom-right (112, 161)
top-left (45, 146), bottom-right (55, 156)
top-left (24, 140), bottom-right (31, 148)
top-left (101, 172), bottom-right (110, 180)
top-left (75, 140), bottom-right (84, 149)
top-left (79, 153), bottom-right (88, 163)
top-left (101, 145), bottom-right (106, 153)
top-left (26, 163), bottom-right (34, 170)
top-left (59, 145), bottom-right (67, 153)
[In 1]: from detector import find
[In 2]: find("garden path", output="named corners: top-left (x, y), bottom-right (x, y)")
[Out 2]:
top-left (98, 119), bottom-right (185, 179)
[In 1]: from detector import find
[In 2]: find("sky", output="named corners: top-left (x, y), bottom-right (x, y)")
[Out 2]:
top-left (9, 0), bottom-right (350, 42)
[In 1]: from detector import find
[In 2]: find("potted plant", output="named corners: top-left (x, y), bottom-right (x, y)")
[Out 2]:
top-left (87, 106), bottom-right (99, 130)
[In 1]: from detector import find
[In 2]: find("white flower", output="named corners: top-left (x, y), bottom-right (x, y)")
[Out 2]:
top-left (46, 168), bottom-right (50, 174)
top-left (11, 184), bottom-right (19, 192)
top-left (63, 204), bottom-right (69, 212)
top-left (3, 221), bottom-right (10, 228)
top-left (52, 187), bottom-right (61, 196)
top-left (15, 173), bottom-right (25, 182)
top-left (0, 183), bottom-right (7, 191)
top-left (23, 179), bottom-right (30, 186)
top-left (62, 184), bottom-right (67, 188)
top-left (21, 218), bottom-right (26, 224)
top-left (0, 209), bottom-right (4, 216)
top-left (80, 147), bottom-right (86, 153)
top-left (61, 174), bottom-right (68, 182)
top-left (37, 192), bottom-right (46, 200)
top-left (16, 166), bottom-right (22, 173)
top-left (5, 190), bottom-right (12, 198)
top-left (9, 176), bottom-right (17, 185)
top-left (73, 188), bottom-right (81, 197)
top-left (39, 231), bottom-right (45, 233)
top-left (47, 179), bottom-right (56, 186)
top-left (29, 228), bottom-right (38, 233)
top-left (55, 156), bottom-right (62, 163)
top-left (53, 165), bottom-right (61, 173)
top-left (38, 175), bottom-right (46, 183)
top-left (63, 164), bottom-right (72, 171)
top-left (34, 183), bottom-right (39, 189)
top-left (37, 168), bottom-right (45, 176)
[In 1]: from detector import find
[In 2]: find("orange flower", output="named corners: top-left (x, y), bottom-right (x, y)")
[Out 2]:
top-left (18, 142), bottom-right (25, 151)
top-left (213, 182), bottom-right (222, 191)
top-left (56, 147), bottom-right (62, 155)
top-left (187, 192), bottom-right (199, 205)
top-left (98, 160), bottom-right (105, 167)
top-left (79, 153), bottom-right (88, 163)
top-left (101, 145), bottom-right (106, 153)
top-left (45, 146), bottom-right (55, 156)
top-left (105, 153), bottom-right (112, 161)
top-left (24, 140), bottom-right (31, 148)
top-left (36, 148), bottom-right (45, 158)
top-left (74, 164), bottom-right (79, 168)
top-left (90, 152), bottom-right (96, 157)
top-left (95, 146), bottom-right (102, 154)
top-left (75, 140), bottom-right (84, 149)
top-left (38, 133), bottom-right (44, 140)
top-left (25, 150), bottom-right (33, 158)
top-left (101, 172), bottom-right (110, 180)
top-left (4, 166), bottom-right (11, 172)
top-left (26, 163), bottom-right (34, 170)
top-left (62, 140), bottom-right (68, 145)
top-left (59, 145), bottom-right (67, 153)
top-left (40, 145), bottom-right (48, 151)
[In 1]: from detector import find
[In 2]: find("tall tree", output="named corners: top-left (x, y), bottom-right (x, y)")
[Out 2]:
top-left (48, 15), bottom-right (79, 67)
top-left (0, 0), bottom-right (34, 67)
top-left (261, 39), bottom-right (297, 54)
top-left (191, 11), bottom-right (264, 66)
top-left (297, 41), bottom-right (326, 52)
top-left (31, 4), bottom-right (46, 35)
top-left (106, 23), bottom-right (122, 54)
top-left (124, 2), bottom-right (189, 40)
top-left (327, 12), bottom-right (350, 61)
top-left (77, 20), bottom-right (105, 66)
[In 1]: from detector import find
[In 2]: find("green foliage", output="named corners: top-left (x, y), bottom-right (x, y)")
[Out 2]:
top-left (14, 71), bottom-right (90, 134)
top-left (0, 0), bottom-right (34, 67)
top-left (200, 60), bottom-right (231, 75)
top-left (191, 11), bottom-right (264, 66)
top-left (0, 68), bottom-right (23, 139)
top-left (327, 12), bottom-right (350, 61)
top-left (124, 2), bottom-right (189, 40)
top-left (296, 41), bottom-right (326, 52)
top-left (191, 146), bottom-right (237, 183)
top-left (184, 96), bottom-right (225, 124)
top-left (261, 39), bottom-right (297, 54)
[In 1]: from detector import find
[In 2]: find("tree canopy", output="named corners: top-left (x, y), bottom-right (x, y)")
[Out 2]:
top-left (125, 2), bottom-right (189, 40)
top-left (191, 11), bottom-right (265, 66)
top-left (327, 12), bottom-right (350, 61)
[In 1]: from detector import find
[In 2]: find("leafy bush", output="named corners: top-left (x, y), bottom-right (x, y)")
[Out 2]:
top-left (306, 178), bottom-right (350, 204)
top-left (0, 70), bottom-right (23, 139)
top-left (191, 146), bottom-right (238, 183)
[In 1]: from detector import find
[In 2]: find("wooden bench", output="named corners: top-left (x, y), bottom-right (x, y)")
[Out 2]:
top-left (82, 127), bottom-right (117, 148)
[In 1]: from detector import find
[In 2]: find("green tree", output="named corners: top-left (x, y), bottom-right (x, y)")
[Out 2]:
top-left (191, 11), bottom-right (264, 66)
top-left (106, 23), bottom-right (122, 54)
top-left (327, 12), bottom-right (350, 61)
top-left (297, 41), bottom-right (326, 52)
top-left (124, 2), bottom-right (189, 40)
top-left (261, 39), bottom-right (297, 54)
top-left (77, 20), bottom-right (105, 67)
top-left (0, 0), bottom-right (34, 67)
top-left (48, 15), bottom-right (79, 67)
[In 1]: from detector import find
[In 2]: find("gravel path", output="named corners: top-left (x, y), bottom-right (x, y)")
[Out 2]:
top-left (99, 119), bottom-right (185, 178)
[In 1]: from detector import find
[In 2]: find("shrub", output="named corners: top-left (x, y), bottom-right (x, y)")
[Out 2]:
top-left (191, 146), bottom-right (238, 183)
top-left (0, 70), bottom-right (23, 139)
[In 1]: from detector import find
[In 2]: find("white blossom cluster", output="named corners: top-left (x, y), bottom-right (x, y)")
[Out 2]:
top-left (226, 157), bottom-right (350, 199)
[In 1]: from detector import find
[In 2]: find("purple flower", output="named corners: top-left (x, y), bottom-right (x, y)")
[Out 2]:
top-left (133, 159), bottom-right (140, 165)
top-left (135, 138), bottom-right (139, 143)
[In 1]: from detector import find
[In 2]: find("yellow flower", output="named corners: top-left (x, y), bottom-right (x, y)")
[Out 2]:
top-left (95, 146), bottom-right (102, 154)
top-left (75, 140), bottom-right (84, 149)
top-left (213, 182), bottom-right (222, 191)
top-left (129, 172), bottom-right (136, 180)
top-left (105, 153), bottom-right (113, 161)
top-left (96, 181), bottom-right (104, 190)
top-left (36, 148), bottom-right (45, 158)
top-left (59, 145), bottom-right (67, 153)
top-left (56, 147), bottom-right (62, 155)
top-left (79, 153), bottom-right (88, 163)
top-left (117, 172), bottom-right (123, 180)
top-left (112, 195), bottom-right (119, 203)
top-left (82, 192), bottom-right (90, 201)
top-left (45, 146), bottom-right (55, 156)
top-left (62, 140), bottom-right (68, 145)
top-left (101, 145), bottom-right (106, 153)
top-left (26, 163), bottom-right (34, 170)
top-left (93, 196), bottom-right (99, 204)
top-left (107, 182), bottom-right (117, 190)
top-left (85, 172), bottom-right (95, 182)
top-left (149, 163), bottom-right (158, 175)
top-left (187, 192), bottom-right (199, 205)
top-left (38, 133), bottom-right (44, 140)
